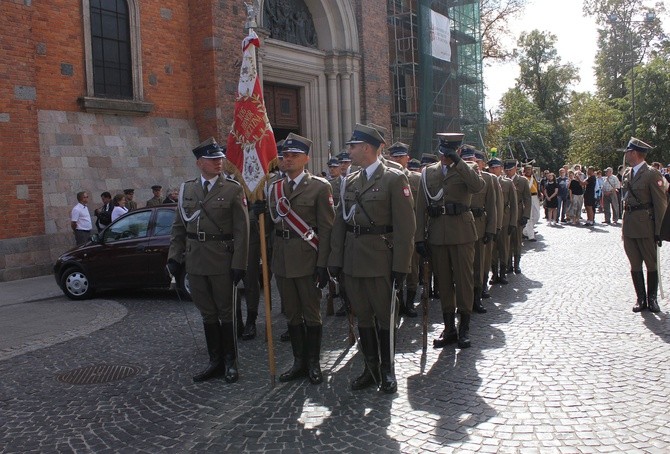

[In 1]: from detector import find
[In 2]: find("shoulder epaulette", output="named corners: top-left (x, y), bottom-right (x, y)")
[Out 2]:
top-left (311, 175), bottom-right (330, 185)
top-left (224, 174), bottom-right (241, 186)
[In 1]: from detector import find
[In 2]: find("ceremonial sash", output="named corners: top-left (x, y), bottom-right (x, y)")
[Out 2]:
top-left (273, 181), bottom-right (319, 250)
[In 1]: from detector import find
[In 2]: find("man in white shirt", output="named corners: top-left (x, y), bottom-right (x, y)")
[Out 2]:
top-left (601, 167), bottom-right (621, 224)
top-left (70, 191), bottom-right (93, 245)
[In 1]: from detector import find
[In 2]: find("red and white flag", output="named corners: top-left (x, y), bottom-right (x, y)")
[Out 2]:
top-left (227, 30), bottom-right (277, 194)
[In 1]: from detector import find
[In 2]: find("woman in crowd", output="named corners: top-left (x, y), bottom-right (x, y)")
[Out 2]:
top-left (111, 193), bottom-right (128, 222)
top-left (568, 170), bottom-right (584, 226)
top-left (543, 172), bottom-right (559, 225)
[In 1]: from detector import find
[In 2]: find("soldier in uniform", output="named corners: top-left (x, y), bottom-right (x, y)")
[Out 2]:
top-left (504, 160), bottom-right (530, 274)
top-left (167, 138), bottom-right (249, 383)
top-left (327, 157), bottom-right (341, 181)
top-left (622, 137), bottom-right (667, 313)
top-left (123, 189), bottom-right (137, 212)
top-left (482, 153), bottom-right (503, 297)
top-left (415, 133), bottom-right (484, 349)
top-left (328, 124), bottom-right (415, 394)
top-left (461, 147), bottom-right (497, 314)
top-left (388, 141), bottom-right (420, 317)
top-left (488, 158), bottom-right (517, 285)
top-left (267, 133), bottom-right (334, 384)
top-left (146, 185), bottom-right (163, 207)
top-left (333, 152), bottom-right (354, 317)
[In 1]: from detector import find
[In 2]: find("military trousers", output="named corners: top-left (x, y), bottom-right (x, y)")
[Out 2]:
top-left (494, 229), bottom-right (511, 270)
top-left (430, 242), bottom-right (475, 315)
top-left (344, 274), bottom-right (395, 330)
top-left (473, 237), bottom-right (486, 293)
top-left (189, 273), bottom-right (235, 324)
top-left (241, 220), bottom-right (261, 315)
top-left (623, 236), bottom-right (658, 272)
top-left (406, 250), bottom-right (420, 293)
top-left (510, 219), bottom-right (524, 255)
top-left (482, 237), bottom-right (494, 287)
top-left (276, 274), bottom-right (322, 327)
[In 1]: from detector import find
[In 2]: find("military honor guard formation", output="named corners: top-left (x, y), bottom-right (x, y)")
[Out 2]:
top-left (165, 118), bottom-right (668, 395)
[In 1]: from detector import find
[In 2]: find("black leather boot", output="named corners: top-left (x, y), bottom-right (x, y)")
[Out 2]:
top-left (433, 312), bottom-right (457, 348)
top-left (378, 328), bottom-right (397, 394)
top-left (513, 255), bottom-right (522, 274)
top-left (490, 264), bottom-right (500, 284)
top-left (647, 270), bottom-right (660, 313)
top-left (220, 322), bottom-right (239, 383)
top-left (305, 325), bottom-right (323, 384)
top-left (473, 293), bottom-right (487, 313)
top-left (481, 285), bottom-right (491, 299)
top-left (458, 313), bottom-right (471, 349)
top-left (499, 265), bottom-right (509, 285)
top-left (279, 324), bottom-right (307, 382)
top-left (631, 271), bottom-right (647, 312)
top-left (404, 289), bottom-right (418, 317)
top-left (397, 288), bottom-right (406, 316)
top-left (351, 327), bottom-right (380, 391)
top-left (241, 311), bottom-right (257, 340)
top-left (193, 323), bottom-right (225, 383)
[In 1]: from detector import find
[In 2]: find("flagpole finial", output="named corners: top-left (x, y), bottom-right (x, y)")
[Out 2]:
top-left (244, 1), bottom-right (259, 30)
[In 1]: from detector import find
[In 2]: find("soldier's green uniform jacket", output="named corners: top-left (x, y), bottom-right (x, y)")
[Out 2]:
top-left (268, 173), bottom-right (334, 278)
top-left (415, 159), bottom-right (485, 245)
top-left (169, 175), bottom-right (249, 274)
top-left (499, 176), bottom-right (518, 230)
top-left (489, 171), bottom-right (504, 232)
top-left (329, 176), bottom-right (343, 209)
top-left (329, 162), bottom-right (416, 276)
top-left (405, 168), bottom-right (421, 202)
top-left (511, 173), bottom-right (531, 221)
top-left (622, 164), bottom-right (667, 238)
top-left (146, 196), bottom-right (162, 208)
top-left (470, 170), bottom-right (497, 238)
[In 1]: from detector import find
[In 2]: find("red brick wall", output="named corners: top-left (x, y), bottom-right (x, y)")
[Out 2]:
top-left (0, 1), bottom-right (44, 240)
top-left (354, 0), bottom-right (392, 132)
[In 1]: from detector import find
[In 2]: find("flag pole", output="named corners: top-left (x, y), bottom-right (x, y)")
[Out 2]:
top-left (258, 211), bottom-right (276, 387)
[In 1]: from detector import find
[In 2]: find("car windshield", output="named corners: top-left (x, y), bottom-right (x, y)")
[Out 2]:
top-left (104, 211), bottom-right (152, 243)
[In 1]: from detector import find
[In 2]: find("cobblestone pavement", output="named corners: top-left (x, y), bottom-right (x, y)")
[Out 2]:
top-left (2, 214), bottom-right (670, 453)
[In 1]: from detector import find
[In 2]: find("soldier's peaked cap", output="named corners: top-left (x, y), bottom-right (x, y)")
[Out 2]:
top-left (337, 151), bottom-right (352, 162)
top-left (327, 157), bottom-right (340, 167)
top-left (488, 158), bottom-right (503, 168)
top-left (283, 133), bottom-right (312, 155)
top-left (408, 158), bottom-right (421, 170)
top-left (625, 137), bottom-right (653, 153)
top-left (388, 141), bottom-right (410, 157)
top-left (367, 123), bottom-right (389, 140)
top-left (192, 137), bottom-right (225, 159)
top-left (123, 188), bottom-right (135, 194)
top-left (420, 153), bottom-right (439, 165)
top-left (503, 159), bottom-right (518, 170)
top-left (346, 123), bottom-right (385, 148)
top-left (436, 133), bottom-right (464, 155)
top-left (460, 145), bottom-right (476, 160)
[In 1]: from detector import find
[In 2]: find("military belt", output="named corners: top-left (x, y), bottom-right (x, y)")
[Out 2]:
top-left (276, 227), bottom-right (318, 239)
top-left (436, 203), bottom-right (470, 216)
top-left (471, 207), bottom-right (486, 218)
top-left (346, 225), bottom-right (393, 236)
top-left (187, 232), bottom-right (234, 242)
top-left (624, 203), bottom-right (652, 212)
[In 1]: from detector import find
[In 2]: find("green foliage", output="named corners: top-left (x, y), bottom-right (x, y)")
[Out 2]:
top-left (567, 94), bottom-right (624, 169)
top-left (635, 56), bottom-right (670, 162)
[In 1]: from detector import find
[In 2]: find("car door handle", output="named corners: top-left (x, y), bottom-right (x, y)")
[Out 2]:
top-left (143, 247), bottom-right (160, 253)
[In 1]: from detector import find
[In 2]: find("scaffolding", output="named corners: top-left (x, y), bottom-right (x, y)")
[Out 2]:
top-left (388, 0), bottom-right (486, 156)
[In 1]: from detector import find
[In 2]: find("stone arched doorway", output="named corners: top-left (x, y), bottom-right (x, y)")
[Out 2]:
top-left (259, 0), bottom-right (360, 173)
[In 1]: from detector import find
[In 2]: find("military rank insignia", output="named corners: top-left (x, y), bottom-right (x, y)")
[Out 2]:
top-left (403, 187), bottom-right (411, 197)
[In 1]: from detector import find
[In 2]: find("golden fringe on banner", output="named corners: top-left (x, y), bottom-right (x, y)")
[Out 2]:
top-left (222, 157), bottom-right (280, 203)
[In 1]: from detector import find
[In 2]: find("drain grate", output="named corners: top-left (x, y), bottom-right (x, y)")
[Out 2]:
top-left (56, 364), bottom-right (141, 385)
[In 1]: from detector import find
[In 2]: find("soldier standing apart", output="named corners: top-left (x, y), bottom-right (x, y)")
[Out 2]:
top-left (622, 138), bottom-right (667, 313)
top-left (522, 164), bottom-right (541, 241)
top-left (505, 160), bottom-right (531, 274)
top-left (146, 185), bottom-right (163, 207)
top-left (329, 124), bottom-right (415, 394)
top-left (167, 138), bottom-right (249, 383)
top-left (415, 134), bottom-right (484, 349)
top-left (267, 133), bottom-right (334, 385)
top-left (123, 189), bottom-right (137, 212)
top-left (488, 158), bottom-right (517, 285)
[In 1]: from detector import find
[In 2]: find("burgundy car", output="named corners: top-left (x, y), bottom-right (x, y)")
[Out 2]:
top-left (54, 204), bottom-right (190, 300)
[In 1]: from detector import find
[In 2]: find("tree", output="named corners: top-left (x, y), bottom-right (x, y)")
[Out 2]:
top-left (567, 94), bottom-right (624, 169)
top-left (584, 0), bottom-right (666, 129)
top-left (495, 88), bottom-right (557, 169)
top-left (480, 0), bottom-right (529, 61)
top-left (635, 56), bottom-right (670, 162)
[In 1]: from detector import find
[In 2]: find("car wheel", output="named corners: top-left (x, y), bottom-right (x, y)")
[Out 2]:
top-left (60, 267), bottom-right (95, 300)
top-left (178, 272), bottom-right (192, 301)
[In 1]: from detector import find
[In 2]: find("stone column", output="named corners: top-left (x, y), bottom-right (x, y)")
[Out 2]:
top-left (327, 72), bottom-right (341, 154)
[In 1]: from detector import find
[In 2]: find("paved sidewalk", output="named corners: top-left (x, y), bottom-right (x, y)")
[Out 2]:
top-left (2, 214), bottom-right (670, 452)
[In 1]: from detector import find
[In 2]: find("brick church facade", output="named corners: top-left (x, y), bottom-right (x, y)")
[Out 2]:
top-left (0, 0), bottom-right (392, 281)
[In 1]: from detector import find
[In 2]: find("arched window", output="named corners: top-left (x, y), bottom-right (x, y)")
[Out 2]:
top-left (90, 0), bottom-right (132, 98)
top-left (80, 0), bottom-right (152, 114)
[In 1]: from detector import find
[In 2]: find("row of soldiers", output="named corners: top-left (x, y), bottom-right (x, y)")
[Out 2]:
top-left (166, 123), bottom-right (535, 394)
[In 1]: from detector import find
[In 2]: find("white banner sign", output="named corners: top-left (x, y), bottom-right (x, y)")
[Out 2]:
top-left (430, 10), bottom-right (451, 62)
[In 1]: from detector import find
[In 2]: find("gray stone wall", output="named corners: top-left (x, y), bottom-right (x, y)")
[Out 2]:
top-left (0, 110), bottom-right (201, 282)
